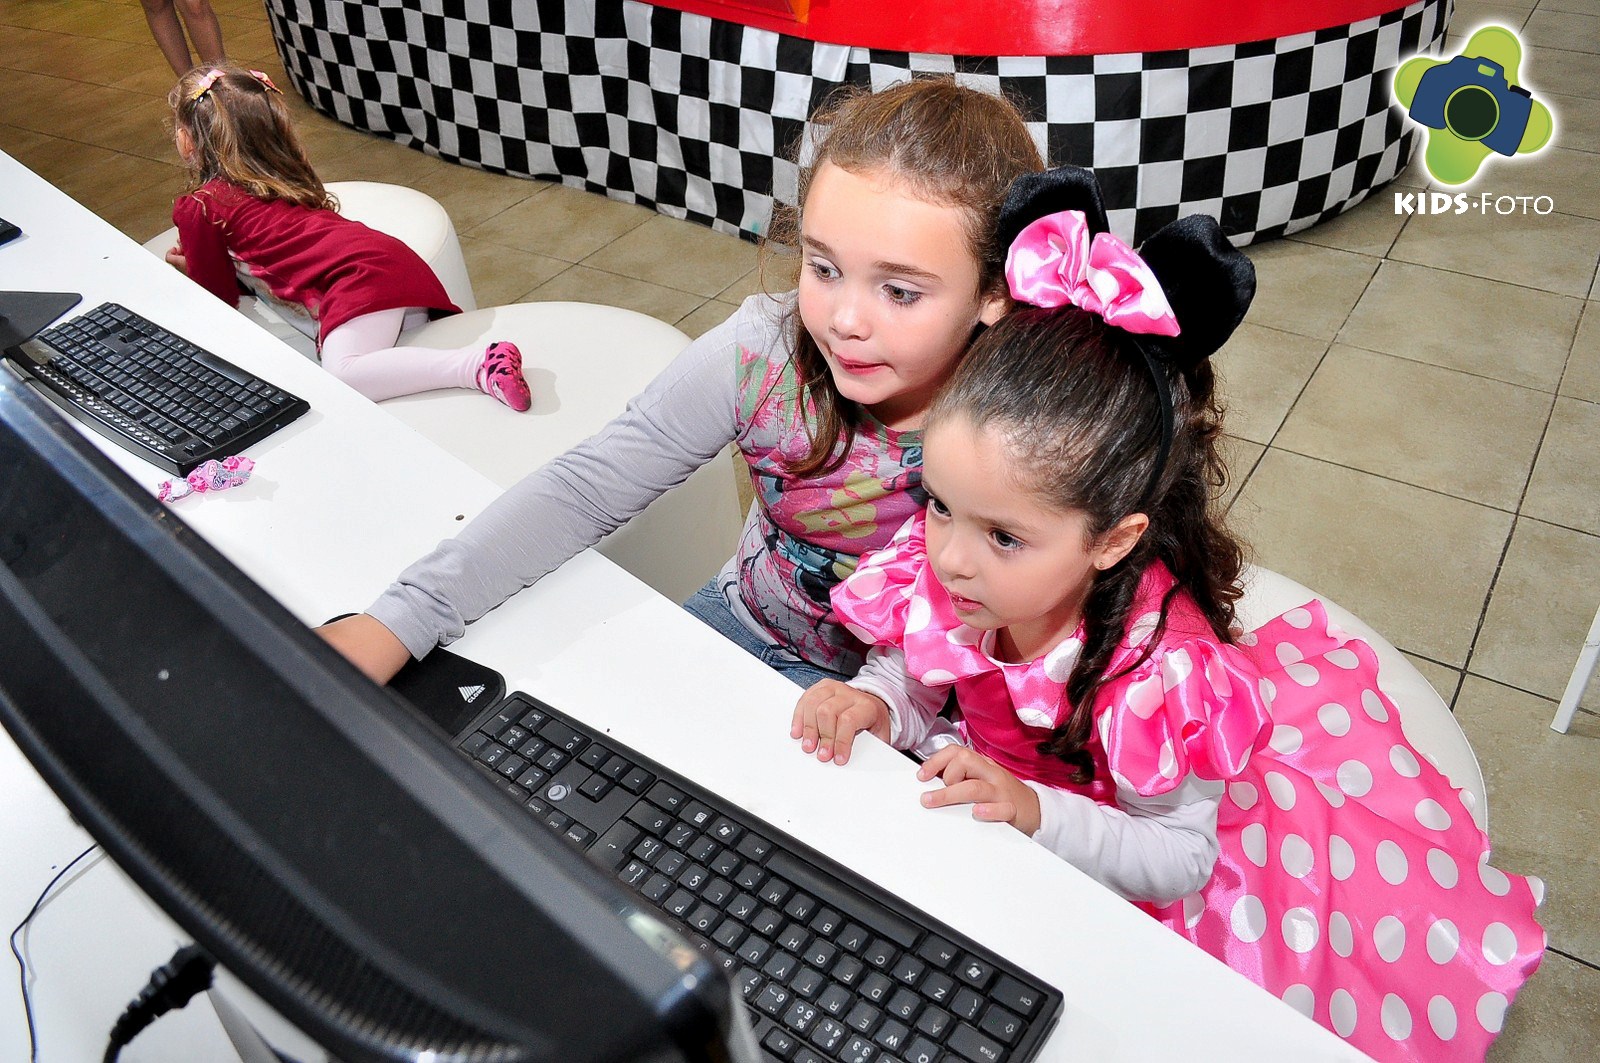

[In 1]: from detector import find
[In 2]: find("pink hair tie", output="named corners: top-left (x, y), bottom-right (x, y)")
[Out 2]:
top-left (188, 68), bottom-right (226, 101)
top-left (248, 69), bottom-right (281, 94)
top-left (157, 456), bottom-right (255, 503)
top-left (1004, 210), bottom-right (1181, 337)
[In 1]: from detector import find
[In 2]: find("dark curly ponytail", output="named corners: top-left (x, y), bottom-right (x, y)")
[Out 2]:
top-left (927, 307), bottom-right (1245, 783)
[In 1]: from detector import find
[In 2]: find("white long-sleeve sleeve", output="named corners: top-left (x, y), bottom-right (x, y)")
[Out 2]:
top-left (847, 646), bottom-right (963, 756)
top-left (849, 646), bottom-right (1222, 904)
top-left (1025, 773), bottom-right (1223, 905)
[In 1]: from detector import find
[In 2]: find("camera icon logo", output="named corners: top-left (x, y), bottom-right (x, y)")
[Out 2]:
top-left (1393, 25), bottom-right (1553, 184)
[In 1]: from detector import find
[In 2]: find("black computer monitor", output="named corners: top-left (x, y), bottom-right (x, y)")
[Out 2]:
top-left (0, 366), bottom-right (754, 1063)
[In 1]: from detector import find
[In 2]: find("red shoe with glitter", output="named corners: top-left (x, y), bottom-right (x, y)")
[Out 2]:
top-left (476, 341), bottom-right (531, 411)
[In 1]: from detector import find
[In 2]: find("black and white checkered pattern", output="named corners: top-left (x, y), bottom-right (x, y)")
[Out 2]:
top-left (265, 0), bottom-right (1450, 246)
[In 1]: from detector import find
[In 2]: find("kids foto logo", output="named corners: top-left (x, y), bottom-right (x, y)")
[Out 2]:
top-left (1392, 24), bottom-right (1554, 191)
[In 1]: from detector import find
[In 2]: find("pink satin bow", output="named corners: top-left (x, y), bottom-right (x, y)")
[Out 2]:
top-left (1004, 211), bottom-right (1180, 337)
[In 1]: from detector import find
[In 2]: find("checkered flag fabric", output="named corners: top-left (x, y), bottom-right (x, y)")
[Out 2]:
top-left (265, 0), bottom-right (1449, 246)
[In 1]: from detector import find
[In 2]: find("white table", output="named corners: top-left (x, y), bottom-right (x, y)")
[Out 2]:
top-left (0, 150), bottom-right (1367, 1062)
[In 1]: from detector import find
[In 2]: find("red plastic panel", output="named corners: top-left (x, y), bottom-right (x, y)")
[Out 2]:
top-left (652, 0), bottom-right (1416, 54)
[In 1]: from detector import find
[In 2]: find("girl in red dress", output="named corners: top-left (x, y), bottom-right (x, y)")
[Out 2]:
top-left (165, 63), bottom-right (530, 410)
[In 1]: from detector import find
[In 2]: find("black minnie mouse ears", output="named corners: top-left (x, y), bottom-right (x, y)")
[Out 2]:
top-left (996, 165), bottom-right (1256, 370)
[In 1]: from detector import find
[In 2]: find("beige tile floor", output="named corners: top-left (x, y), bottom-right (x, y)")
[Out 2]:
top-left (2, 0), bottom-right (1597, 1058)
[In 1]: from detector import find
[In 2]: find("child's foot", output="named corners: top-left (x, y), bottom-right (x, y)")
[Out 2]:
top-left (476, 341), bottom-right (530, 411)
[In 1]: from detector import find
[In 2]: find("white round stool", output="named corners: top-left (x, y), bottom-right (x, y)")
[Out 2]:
top-left (382, 301), bottom-right (744, 605)
top-left (141, 181), bottom-right (476, 358)
top-left (1237, 564), bottom-right (1488, 830)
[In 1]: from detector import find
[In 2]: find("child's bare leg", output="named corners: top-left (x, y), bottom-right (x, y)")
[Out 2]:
top-left (140, 0), bottom-right (193, 76)
top-left (175, 0), bottom-right (225, 65)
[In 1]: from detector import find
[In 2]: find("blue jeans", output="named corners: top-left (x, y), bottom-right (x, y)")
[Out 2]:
top-left (682, 580), bottom-right (848, 689)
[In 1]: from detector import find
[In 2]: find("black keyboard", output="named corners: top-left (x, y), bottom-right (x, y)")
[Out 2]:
top-left (460, 692), bottom-right (1064, 1063)
top-left (3, 301), bottom-right (308, 474)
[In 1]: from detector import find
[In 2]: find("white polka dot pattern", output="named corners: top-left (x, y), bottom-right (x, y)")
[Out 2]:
top-left (1428, 995), bottom-right (1458, 1040)
top-left (1232, 895), bottom-right (1267, 942)
top-left (1373, 916), bottom-right (1405, 962)
top-left (1282, 907), bottom-right (1319, 953)
top-left (828, 524), bottom-right (1543, 1063)
top-left (1317, 701), bottom-right (1351, 736)
top-left (1381, 994), bottom-right (1412, 1040)
top-left (1427, 919), bottom-right (1460, 964)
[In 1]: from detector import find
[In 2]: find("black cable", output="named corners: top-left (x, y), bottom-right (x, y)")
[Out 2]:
top-left (103, 942), bottom-right (217, 1063)
top-left (10, 843), bottom-right (100, 1063)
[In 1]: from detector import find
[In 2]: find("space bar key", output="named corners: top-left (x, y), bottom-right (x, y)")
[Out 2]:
top-left (765, 849), bottom-right (919, 950)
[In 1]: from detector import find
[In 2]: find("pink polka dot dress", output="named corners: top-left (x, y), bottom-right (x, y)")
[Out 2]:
top-left (832, 513), bottom-right (1545, 1063)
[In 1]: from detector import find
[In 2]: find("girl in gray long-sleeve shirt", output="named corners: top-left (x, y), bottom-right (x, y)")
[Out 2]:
top-left (323, 78), bottom-right (1044, 686)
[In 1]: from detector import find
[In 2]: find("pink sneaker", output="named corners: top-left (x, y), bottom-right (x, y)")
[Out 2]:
top-left (476, 341), bottom-right (531, 411)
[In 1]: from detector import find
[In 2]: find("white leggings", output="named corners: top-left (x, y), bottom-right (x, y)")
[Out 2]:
top-left (319, 307), bottom-right (484, 403)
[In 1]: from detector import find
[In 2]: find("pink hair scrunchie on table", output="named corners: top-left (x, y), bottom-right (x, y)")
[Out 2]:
top-left (157, 455), bottom-right (255, 503)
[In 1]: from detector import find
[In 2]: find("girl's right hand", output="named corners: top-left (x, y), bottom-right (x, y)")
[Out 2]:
top-left (164, 245), bottom-right (187, 273)
top-left (791, 680), bottom-right (891, 766)
top-left (316, 613), bottom-right (412, 686)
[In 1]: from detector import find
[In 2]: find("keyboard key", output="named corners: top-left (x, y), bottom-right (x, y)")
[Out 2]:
top-left (809, 1017), bottom-right (849, 1055)
top-left (873, 1017), bottom-right (912, 1054)
top-left (762, 950), bottom-right (798, 982)
top-left (840, 1035), bottom-right (877, 1063)
top-left (892, 953), bottom-right (926, 986)
top-left (863, 937), bottom-right (897, 969)
top-left (763, 1025), bottom-right (802, 1059)
top-left (905, 1034), bottom-right (942, 1063)
top-left (784, 891), bottom-right (818, 922)
top-left (956, 957), bottom-right (994, 989)
top-left (921, 972), bottom-right (956, 1005)
top-left (948, 1021), bottom-right (1004, 1063)
top-left (917, 936), bottom-right (959, 969)
top-left (950, 988), bottom-right (983, 1022)
top-left (990, 974), bottom-right (1041, 1017)
top-left (619, 766), bottom-right (655, 793)
top-left (817, 983), bottom-right (852, 1017)
top-left (737, 832), bottom-right (773, 862)
top-left (887, 987), bottom-right (922, 1022)
top-left (916, 1005), bottom-right (952, 1039)
top-left (681, 800), bottom-right (715, 829)
top-left (625, 801), bottom-right (670, 835)
top-left (782, 998), bottom-right (820, 1035)
top-left (647, 781), bottom-right (686, 813)
top-left (978, 1003), bottom-right (1023, 1044)
top-left (588, 822), bottom-right (642, 870)
top-left (579, 744), bottom-right (611, 769)
top-left (844, 1000), bottom-right (880, 1034)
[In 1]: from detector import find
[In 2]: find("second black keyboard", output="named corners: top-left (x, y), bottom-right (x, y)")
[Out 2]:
top-left (5, 301), bottom-right (308, 474)
top-left (460, 692), bottom-right (1065, 1063)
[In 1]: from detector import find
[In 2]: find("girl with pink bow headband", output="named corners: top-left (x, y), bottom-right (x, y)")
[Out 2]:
top-left (800, 166), bottom-right (1543, 1063)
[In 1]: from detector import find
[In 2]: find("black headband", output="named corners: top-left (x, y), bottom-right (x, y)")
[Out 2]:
top-left (996, 166), bottom-right (1256, 507)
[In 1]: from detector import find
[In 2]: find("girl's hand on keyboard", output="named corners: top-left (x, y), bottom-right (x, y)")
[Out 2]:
top-left (316, 613), bottom-right (412, 685)
top-left (916, 745), bottom-right (1042, 836)
top-left (791, 680), bottom-right (890, 766)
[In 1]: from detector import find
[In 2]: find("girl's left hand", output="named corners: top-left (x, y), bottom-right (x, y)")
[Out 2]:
top-left (164, 245), bottom-right (188, 273)
top-left (917, 745), bottom-right (1042, 836)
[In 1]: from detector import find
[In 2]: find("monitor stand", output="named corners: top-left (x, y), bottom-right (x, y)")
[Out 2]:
top-left (0, 291), bottom-right (81, 351)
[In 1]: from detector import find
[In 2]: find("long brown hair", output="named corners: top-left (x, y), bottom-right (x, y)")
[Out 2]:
top-left (764, 78), bottom-right (1043, 476)
top-left (169, 63), bottom-right (335, 211)
top-left (928, 308), bottom-right (1246, 783)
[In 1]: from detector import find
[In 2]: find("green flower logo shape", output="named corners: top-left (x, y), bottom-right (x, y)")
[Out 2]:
top-left (1394, 25), bottom-right (1554, 184)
